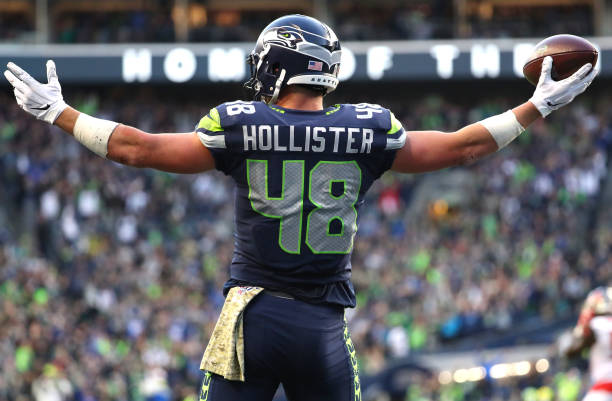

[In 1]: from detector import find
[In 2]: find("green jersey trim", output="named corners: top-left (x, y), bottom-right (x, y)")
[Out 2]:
top-left (197, 108), bottom-right (223, 132)
top-left (387, 112), bottom-right (403, 135)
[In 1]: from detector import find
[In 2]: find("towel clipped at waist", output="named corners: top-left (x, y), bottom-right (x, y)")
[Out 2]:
top-left (200, 286), bottom-right (264, 381)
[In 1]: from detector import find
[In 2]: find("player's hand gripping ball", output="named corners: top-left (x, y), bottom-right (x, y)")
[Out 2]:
top-left (523, 34), bottom-right (598, 86)
top-left (526, 35), bottom-right (599, 118)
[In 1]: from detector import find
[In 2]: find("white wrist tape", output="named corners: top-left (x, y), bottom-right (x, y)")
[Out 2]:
top-left (479, 110), bottom-right (525, 149)
top-left (73, 113), bottom-right (118, 158)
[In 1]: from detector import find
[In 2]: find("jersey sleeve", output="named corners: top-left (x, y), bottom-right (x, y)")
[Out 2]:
top-left (375, 109), bottom-right (406, 177)
top-left (195, 106), bottom-right (232, 174)
top-left (386, 111), bottom-right (406, 150)
top-left (343, 103), bottom-right (406, 179)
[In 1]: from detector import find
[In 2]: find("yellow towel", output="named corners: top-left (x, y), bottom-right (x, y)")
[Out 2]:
top-left (200, 286), bottom-right (264, 381)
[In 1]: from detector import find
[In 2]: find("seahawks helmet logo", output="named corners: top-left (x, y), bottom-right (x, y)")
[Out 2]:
top-left (259, 26), bottom-right (342, 68)
top-left (263, 27), bottom-right (304, 49)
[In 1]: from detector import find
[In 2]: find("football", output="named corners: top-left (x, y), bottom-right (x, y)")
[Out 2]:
top-left (523, 34), bottom-right (598, 86)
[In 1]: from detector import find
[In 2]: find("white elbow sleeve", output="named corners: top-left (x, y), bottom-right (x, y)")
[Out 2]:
top-left (479, 110), bottom-right (525, 150)
top-left (73, 113), bottom-right (119, 158)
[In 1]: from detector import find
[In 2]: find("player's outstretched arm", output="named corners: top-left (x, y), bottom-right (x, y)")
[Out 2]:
top-left (4, 61), bottom-right (215, 174)
top-left (391, 56), bottom-right (599, 173)
top-left (557, 326), bottom-right (595, 359)
top-left (558, 289), bottom-right (601, 358)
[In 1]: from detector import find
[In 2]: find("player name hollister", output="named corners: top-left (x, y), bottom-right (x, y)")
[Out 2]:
top-left (241, 125), bottom-right (374, 154)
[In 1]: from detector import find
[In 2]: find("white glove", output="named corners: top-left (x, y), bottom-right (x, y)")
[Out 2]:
top-left (4, 60), bottom-right (68, 124)
top-left (529, 56), bottom-right (599, 117)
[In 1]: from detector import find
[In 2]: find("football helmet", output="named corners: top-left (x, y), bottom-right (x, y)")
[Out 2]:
top-left (244, 14), bottom-right (342, 104)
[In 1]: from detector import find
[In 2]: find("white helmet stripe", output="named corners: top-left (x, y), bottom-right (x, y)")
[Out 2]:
top-left (286, 74), bottom-right (339, 89)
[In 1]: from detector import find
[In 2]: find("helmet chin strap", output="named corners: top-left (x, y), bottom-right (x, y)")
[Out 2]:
top-left (268, 68), bottom-right (286, 105)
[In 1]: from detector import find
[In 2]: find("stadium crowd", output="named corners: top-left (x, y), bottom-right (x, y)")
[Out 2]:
top-left (1, 86), bottom-right (611, 401)
top-left (1, 2), bottom-right (594, 44)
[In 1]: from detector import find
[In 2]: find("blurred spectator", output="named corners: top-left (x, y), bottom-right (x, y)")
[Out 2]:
top-left (0, 1), bottom-right (595, 43)
top-left (0, 85), bottom-right (610, 400)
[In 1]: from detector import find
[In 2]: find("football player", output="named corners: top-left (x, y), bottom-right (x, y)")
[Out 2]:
top-left (560, 287), bottom-right (612, 401)
top-left (5, 14), bottom-right (598, 401)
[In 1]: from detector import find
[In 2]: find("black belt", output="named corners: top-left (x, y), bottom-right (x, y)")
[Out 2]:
top-left (264, 289), bottom-right (295, 300)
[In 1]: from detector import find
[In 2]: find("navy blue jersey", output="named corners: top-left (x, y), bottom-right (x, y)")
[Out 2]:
top-left (196, 101), bottom-right (405, 307)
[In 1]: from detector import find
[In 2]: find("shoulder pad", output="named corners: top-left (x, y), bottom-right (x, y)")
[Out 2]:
top-left (196, 100), bottom-right (264, 149)
top-left (346, 103), bottom-right (387, 126)
top-left (196, 107), bottom-right (223, 132)
top-left (345, 103), bottom-right (405, 150)
top-left (214, 100), bottom-right (261, 127)
top-left (195, 105), bottom-right (226, 149)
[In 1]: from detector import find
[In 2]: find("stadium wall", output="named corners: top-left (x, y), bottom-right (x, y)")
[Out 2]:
top-left (1, 37), bottom-right (610, 84)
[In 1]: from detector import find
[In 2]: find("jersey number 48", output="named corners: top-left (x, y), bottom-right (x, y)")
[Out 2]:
top-left (247, 159), bottom-right (361, 254)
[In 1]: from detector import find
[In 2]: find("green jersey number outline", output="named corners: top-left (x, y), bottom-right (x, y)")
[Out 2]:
top-left (246, 159), bottom-right (362, 255)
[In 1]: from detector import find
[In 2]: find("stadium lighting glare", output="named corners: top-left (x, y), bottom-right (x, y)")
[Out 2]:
top-left (444, 359), bottom-right (547, 385)
top-left (535, 359), bottom-right (550, 373)
top-left (489, 363), bottom-right (509, 379)
top-left (453, 369), bottom-right (469, 383)
top-left (514, 361), bottom-right (531, 376)
top-left (439, 370), bottom-right (453, 385)
top-left (467, 367), bottom-right (487, 382)
top-left (444, 366), bottom-right (488, 383)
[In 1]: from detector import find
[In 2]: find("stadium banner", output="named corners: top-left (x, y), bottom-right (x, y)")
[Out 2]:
top-left (0, 37), bottom-right (609, 84)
